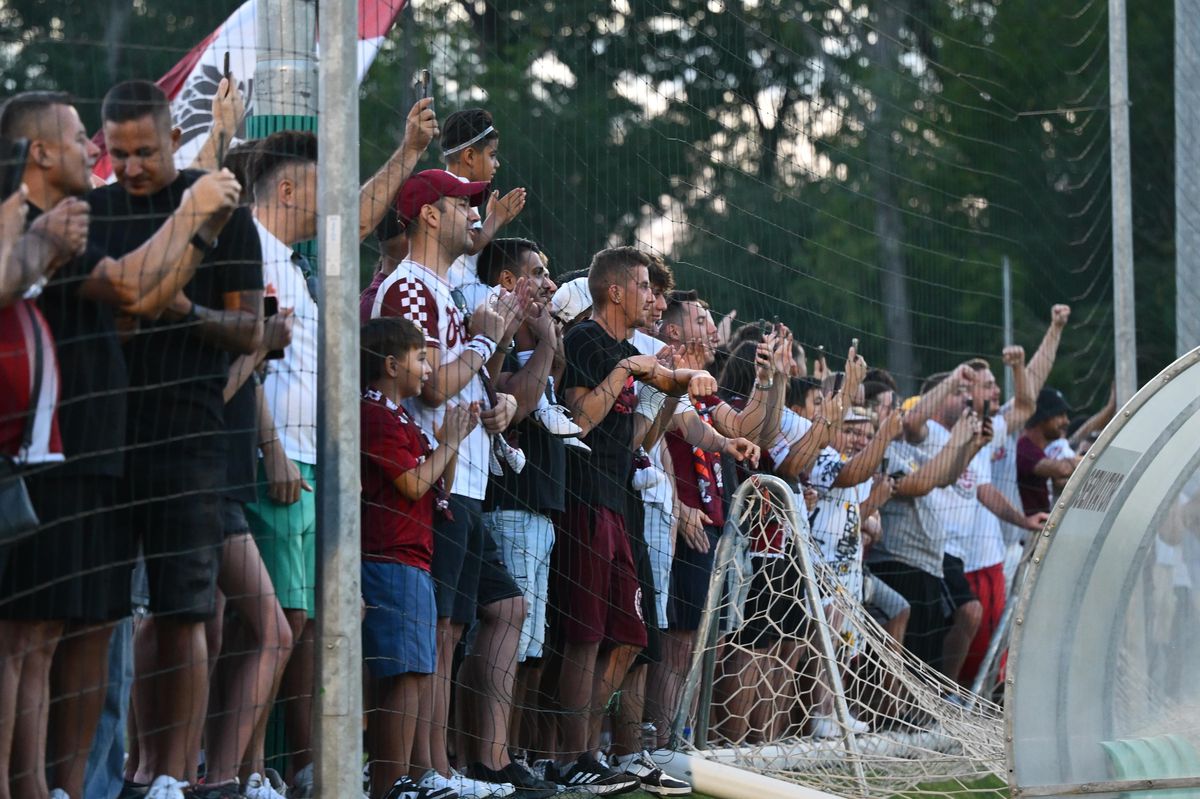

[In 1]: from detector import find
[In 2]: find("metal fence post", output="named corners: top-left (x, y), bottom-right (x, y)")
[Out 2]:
top-left (313, 0), bottom-right (361, 794)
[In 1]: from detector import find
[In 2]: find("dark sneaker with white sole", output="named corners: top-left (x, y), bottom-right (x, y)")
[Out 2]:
top-left (384, 775), bottom-right (460, 799)
top-left (467, 762), bottom-right (556, 799)
top-left (551, 753), bottom-right (640, 795)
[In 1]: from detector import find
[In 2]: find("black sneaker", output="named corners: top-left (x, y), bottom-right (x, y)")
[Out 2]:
top-left (116, 781), bottom-right (149, 799)
top-left (186, 781), bottom-right (243, 799)
top-left (384, 775), bottom-right (460, 799)
top-left (553, 753), bottom-right (640, 795)
top-left (467, 761), bottom-right (556, 799)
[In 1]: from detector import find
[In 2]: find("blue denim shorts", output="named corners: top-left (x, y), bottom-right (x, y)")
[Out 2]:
top-left (362, 561), bottom-right (437, 677)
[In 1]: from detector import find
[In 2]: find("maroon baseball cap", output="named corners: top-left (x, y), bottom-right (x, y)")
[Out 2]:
top-left (396, 169), bottom-right (489, 226)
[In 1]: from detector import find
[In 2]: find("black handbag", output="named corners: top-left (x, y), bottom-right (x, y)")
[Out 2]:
top-left (0, 302), bottom-right (43, 543)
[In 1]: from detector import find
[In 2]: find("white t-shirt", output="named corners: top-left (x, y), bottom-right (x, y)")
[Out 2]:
top-left (809, 446), bottom-right (869, 600)
top-left (768, 407), bottom-right (813, 471)
top-left (1044, 437), bottom-right (1076, 460)
top-left (372, 258), bottom-right (490, 500)
top-left (257, 220), bottom-right (318, 464)
top-left (926, 419), bottom-right (992, 562)
top-left (445, 171), bottom-right (490, 314)
top-left (629, 329), bottom-right (673, 508)
top-left (967, 412), bottom-right (1010, 571)
top-left (990, 413), bottom-right (1026, 548)
top-left (870, 427), bottom-right (950, 576)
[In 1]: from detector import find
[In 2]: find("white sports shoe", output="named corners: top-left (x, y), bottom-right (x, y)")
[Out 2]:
top-left (533, 404), bottom-right (583, 437)
top-left (631, 465), bottom-right (665, 492)
top-left (450, 768), bottom-right (514, 798)
top-left (809, 713), bottom-right (870, 739)
top-left (421, 770), bottom-right (513, 799)
top-left (146, 775), bottom-right (189, 799)
top-left (612, 752), bottom-right (691, 796)
top-left (563, 436), bottom-right (592, 453)
top-left (498, 440), bottom-right (526, 474)
top-left (245, 769), bottom-right (289, 799)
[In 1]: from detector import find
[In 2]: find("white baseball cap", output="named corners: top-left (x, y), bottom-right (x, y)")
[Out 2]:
top-left (549, 277), bottom-right (592, 324)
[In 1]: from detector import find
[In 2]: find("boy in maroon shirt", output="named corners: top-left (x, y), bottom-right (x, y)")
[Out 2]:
top-left (360, 317), bottom-right (479, 799)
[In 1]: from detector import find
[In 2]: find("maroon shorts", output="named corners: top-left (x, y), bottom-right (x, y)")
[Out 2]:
top-left (962, 563), bottom-right (1006, 685)
top-left (552, 503), bottom-right (648, 648)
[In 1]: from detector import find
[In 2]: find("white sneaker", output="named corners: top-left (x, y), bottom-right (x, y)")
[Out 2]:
top-left (631, 465), bottom-right (665, 492)
top-left (450, 768), bottom-right (514, 798)
top-left (809, 713), bottom-right (870, 739)
top-left (563, 436), bottom-right (591, 453)
top-left (498, 440), bottom-right (526, 474)
top-left (245, 769), bottom-right (289, 799)
top-left (146, 776), bottom-right (189, 799)
top-left (533, 404), bottom-right (583, 437)
top-left (421, 771), bottom-right (492, 798)
top-left (613, 752), bottom-right (691, 796)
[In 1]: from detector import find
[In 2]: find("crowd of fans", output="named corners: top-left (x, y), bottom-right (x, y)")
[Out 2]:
top-left (0, 72), bottom-right (1118, 799)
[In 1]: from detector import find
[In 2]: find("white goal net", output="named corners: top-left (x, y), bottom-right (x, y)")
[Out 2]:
top-left (672, 475), bottom-right (1007, 799)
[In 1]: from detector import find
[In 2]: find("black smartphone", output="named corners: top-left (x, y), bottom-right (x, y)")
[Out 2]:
top-left (264, 296), bottom-right (284, 360)
top-left (982, 398), bottom-right (992, 419)
top-left (880, 456), bottom-right (889, 475)
top-left (833, 372), bottom-right (845, 393)
top-left (223, 50), bottom-right (232, 83)
top-left (0, 138), bottom-right (30, 200)
top-left (415, 68), bottom-right (433, 110)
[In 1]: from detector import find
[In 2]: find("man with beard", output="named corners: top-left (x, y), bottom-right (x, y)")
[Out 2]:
top-left (1016, 387), bottom-right (1081, 517)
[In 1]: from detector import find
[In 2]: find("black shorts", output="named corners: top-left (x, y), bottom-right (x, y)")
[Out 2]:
top-left (0, 473), bottom-right (131, 622)
top-left (626, 496), bottom-right (661, 666)
top-left (733, 553), bottom-right (810, 649)
top-left (941, 554), bottom-right (977, 611)
top-left (127, 454), bottom-right (226, 622)
top-left (222, 498), bottom-right (251, 538)
top-left (870, 559), bottom-right (949, 669)
top-left (433, 495), bottom-right (485, 624)
top-left (667, 525), bottom-right (719, 632)
top-left (477, 525), bottom-right (522, 609)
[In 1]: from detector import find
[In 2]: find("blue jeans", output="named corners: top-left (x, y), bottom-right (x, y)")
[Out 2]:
top-left (83, 616), bottom-right (133, 799)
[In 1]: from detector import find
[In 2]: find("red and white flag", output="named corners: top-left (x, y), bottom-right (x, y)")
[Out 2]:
top-left (94, 0), bottom-right (405, 179)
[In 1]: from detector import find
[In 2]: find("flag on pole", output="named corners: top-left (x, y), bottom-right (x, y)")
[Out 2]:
top-left (93, 0), bottom-right (405, 180)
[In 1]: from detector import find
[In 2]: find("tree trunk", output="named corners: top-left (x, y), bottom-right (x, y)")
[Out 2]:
top-left (867, 0), bottom-right (918, 394)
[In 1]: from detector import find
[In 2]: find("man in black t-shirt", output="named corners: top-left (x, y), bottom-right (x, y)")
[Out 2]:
top-left (87, 80), bottom-right (262, 795)
top-left (548, 246), bottom-right (718, 791)
top-left (0, 91), bottom-right (244, 799)
top-left (476, 239), bottom-right (563, 794)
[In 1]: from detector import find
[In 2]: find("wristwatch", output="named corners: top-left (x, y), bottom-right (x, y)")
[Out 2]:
top-left (190, 233), bottom-right (217, 255)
